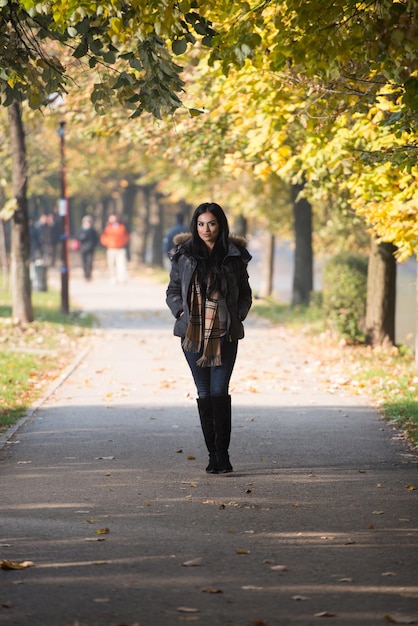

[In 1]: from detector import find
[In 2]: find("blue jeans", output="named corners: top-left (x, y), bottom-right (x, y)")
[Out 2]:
top-left (182, 336), bottom-right (238, 398)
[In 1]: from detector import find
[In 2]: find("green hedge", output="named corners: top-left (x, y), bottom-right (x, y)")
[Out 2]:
top-left (322, 252), bottom-right (368, 342)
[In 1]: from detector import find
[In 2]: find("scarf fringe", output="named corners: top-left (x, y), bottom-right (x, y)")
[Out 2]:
top-left (196, 353), bottom-right (223, 367)
top-left (182, 337), bottom-right (200, 353)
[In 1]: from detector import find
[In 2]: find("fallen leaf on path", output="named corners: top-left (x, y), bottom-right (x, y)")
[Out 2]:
top-left (236, 549), bottom-right (250, 554)
top-left (372, 510), bottom-right (384, 515)
top-left (187, 455), bottom-right (196, 460)
top-left (96, 528), bottom-right (109, 535)
top-left (382, 571), bottom-right (397, 576)
top-left (270, 565), bottom-right (288, 571)
top-left (182, 558), bottom-right (202, 567)
top-left (406, 485), bottom-right (416, 491)
top-left (86, 518), bottom-right (99, 524)
top-left (176, 607), bottom-right (200, 613)
top-left (202, 588), bottom-right (222, 593)
top-left (1, 560), bottom-right (35, 570)
top-left (384, 614), bottom-right (418, 624)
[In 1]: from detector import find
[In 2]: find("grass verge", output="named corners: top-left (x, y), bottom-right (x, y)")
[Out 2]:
top-left (252, 297), bottom-right (418, 449)
top-left (0, 286), bottom-right (93, 435)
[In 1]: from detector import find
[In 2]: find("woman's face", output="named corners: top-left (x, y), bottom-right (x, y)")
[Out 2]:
top-left (197, 212), bottom-right (219, 250)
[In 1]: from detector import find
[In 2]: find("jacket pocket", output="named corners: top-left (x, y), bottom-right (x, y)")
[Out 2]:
top-left (174, 314), bottom-right (188, 337)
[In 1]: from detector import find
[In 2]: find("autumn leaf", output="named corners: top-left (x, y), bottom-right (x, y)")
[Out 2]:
top-left (270, 565), bottom-right (288, 571)
top-left (176, 606), bottom-right (200, 613)
top-left (384, 614), bottom-right (418, 624)
top-left (182, 558), bottom-right (203, 567)
top-left (202, 588), bottom-right (222, 593)
top-left (96, 528), bottom-right (110, 535)
top-left (0, 560), bottom-right (35, 570)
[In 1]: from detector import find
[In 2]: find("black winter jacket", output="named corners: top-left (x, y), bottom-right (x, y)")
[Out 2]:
top-left (166, 233), bottom-right (252, 341)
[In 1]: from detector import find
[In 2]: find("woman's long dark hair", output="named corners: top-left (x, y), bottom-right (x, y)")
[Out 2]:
top-left (189, 202), bottom-right (230, 297)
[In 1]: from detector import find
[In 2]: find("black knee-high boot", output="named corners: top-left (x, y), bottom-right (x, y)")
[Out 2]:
top-left (212, 395), bottom-right (233, 473)
top-left (197, 397), bottom-right (218, 473)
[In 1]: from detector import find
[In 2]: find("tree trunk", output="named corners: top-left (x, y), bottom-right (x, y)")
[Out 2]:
top-left (0, 211), bottom-right (9, 289)
top-left (149, 191), bottom-right (164, 267)
top-left (365, 237), bottom-right (396, 347)
top-left (259, 232), bottom-right (275, 298)
top-left (131, 186), bottom-right (152, 265)
top-left (8, 100), bottom-right (33, 323)
top-left (291, 183), bottom-right (313, 306)
top-left (416, 258), bottom-right (418, 369)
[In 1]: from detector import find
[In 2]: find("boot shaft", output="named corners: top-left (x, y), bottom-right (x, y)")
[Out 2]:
top-left (211, 395), bottom-right (231, 452)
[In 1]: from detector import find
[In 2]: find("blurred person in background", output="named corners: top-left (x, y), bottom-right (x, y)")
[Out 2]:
top-left (100, 214), bottom-right (130, 283)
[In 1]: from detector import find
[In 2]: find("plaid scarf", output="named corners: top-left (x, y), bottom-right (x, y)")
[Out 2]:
top-left (182, 271), bottom-right (222, 367)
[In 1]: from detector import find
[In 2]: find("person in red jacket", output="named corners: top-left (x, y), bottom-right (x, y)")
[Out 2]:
top-left (100, 214), bottom-right (130, 283)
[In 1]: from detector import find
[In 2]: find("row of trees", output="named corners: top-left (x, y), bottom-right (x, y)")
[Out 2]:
top-left (0, 1), bottom-right (417, 356)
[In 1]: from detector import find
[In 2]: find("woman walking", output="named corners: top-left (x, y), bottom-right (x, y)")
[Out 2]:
top-left (77, 215), bottom-right (98, 281)
top-left (166, 202), bottom-right (252, 474)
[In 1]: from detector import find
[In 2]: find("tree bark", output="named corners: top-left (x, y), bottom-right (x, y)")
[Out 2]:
top-left (8, 100), bottom-right (33, 323)
top-left (416, 258), bottom-right (418, 369)
top-left (149, 191), bottom-right (163, 267)
top-left (291, 183), bottom-right (313, 306)
top-left (259, 232), bottom-right (275, 298)
top-left (365, 237), bottom-right (396, 347)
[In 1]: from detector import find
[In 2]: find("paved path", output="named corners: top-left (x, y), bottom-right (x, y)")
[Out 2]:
top-left (0, 264), bottom-right (417, 626)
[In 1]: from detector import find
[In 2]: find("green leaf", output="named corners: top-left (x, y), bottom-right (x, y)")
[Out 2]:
top-left (172, 38), bottom-right (187, 55)
top-left (77, 18), bottom-right (91, 35)
top-left (89, 38), bottom-right (103, 54)
top-left (103, 50), bottom-right (116, 64)
top-left (73, 42), bottom-right (88, 59)
top-left (403, 77), bottom-right (418, 110)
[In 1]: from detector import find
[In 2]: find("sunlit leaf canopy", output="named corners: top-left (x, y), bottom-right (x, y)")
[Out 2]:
top-left (0, 0), bottom-right (216, 117)
top-left (1, 0), bottom-right (417, 257)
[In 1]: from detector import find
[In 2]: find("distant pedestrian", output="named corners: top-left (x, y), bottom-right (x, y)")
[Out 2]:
top-left (29, 217), bottom-right (42, 261)
top-left (35, 214), bottom-right (53, 265)
top-left (166, 202), bottom-right (252, 474)
top-left (77, 215), bottom-right (98, 281)
top-left (163, 212), bottom-right (186, 257)
top-left (100, 214), bottom-right (130, 283)
top-left (48, 207), bottom-right (61, 267)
